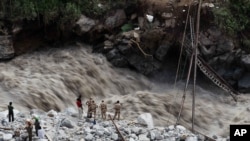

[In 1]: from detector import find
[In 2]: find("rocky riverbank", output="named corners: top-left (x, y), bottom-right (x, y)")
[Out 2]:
top-left (1, 0), bottom-right (250, 92)
top-left (0, 108), bottom-right (229, 141)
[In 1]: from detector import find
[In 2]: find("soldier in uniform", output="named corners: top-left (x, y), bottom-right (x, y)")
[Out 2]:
top-left (86, 98), bottom-right (92, 118)
top-left (91, 100), bottom-right (98, 119)
top-left (113, 100), bottom-right (121, 120)
top-left (100, 100), bottom-right (107, 120)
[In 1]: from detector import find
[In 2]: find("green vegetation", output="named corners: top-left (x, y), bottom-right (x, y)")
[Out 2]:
top-left (0, 0), bottom-right (137, 28)
top-left (213, 0), bottom-right (250, 35)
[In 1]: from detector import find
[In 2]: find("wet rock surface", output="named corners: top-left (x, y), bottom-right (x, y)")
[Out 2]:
top-left (0, 109), bottom-right (228, 141)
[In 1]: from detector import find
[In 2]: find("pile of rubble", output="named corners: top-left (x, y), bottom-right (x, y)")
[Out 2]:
top-left (0, 108), bottom-right (228, 141)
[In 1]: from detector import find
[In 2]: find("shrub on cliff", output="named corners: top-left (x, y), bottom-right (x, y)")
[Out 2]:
top-left (0, 0), bottom-right (137, 26)
top-left (213, 0), bottom-right (250, 35)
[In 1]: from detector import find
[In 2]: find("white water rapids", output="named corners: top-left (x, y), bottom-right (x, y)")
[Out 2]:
top-left (0, 43), bottom-right (250, 137)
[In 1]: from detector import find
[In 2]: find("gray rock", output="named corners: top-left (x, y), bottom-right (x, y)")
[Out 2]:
top-left (75, 15), bottom-right (96, 35)
top-left (118, 45), bottom-right (131, 55)
top-left (197, 134), bottom-right (205, 141)
top-left (96, 129), bottom-right (104, 136)
top-left (149, 131), bottom-right (156, 140)
top-left (186, 136), bottom-right (198, 141)
top-left (84, 127), bottom-right (91, 134)
top-left (176, 125), bottom-right (186, 131)
top-left (139, 128), bottom-right (147, 134)
top-left (102, 121), bottom-right (110, 127)
top-left (212, 135), bottom-right (218, 139)
top-left (241, 54), bottom-right (250, 71)
top-left (0, 36), bottom-right (14, 60)
top-left (164, 137), bottom-right (176, 141)
top-left (93, 124), bottom-right (101, 130)
top-left (104, 128), bottom-right (111, 136)
top-left (3, 133), bottom-right (12, 141)
top-left (47, 110), bottom-right (57, 117)
top-left (137, 113), bottom-right (154, 129)
top-left (200, 33), bottom-right (213, 46)
top-left (139, 134), bottom-right (150, 141)
top-left (106, 49), bottom-right (120, 61)
top-left (131, 127), bottom-right (140, 135)
top-left (217, 39), bottom-right (234, 54)
top-left (129, 138), bottom-right (135, 141)
top-left (123, 128), bottom-right (131, 134)
top-left (105, 9), bottom-right (126, 29)
top-left (165, 19), bottom-right (176, 28)
top-left (161, 12), bottom-right (173, 19)
top-left (207, 27), bottom-right (221, 39)
top-left (155, 42), bottom-right (171, 61)
top-left (60, 119), bottom-right (74, 128)
top-left (111, 133), bottom-right (118, 141)
top-left (199, 45), bottom-right (216, 58)
top-left (238, 73), bottom-right (250, 93)
top-left (154, 130), bottom-right (163, 140)
top-left (85, 134), bottom-right (93, 141)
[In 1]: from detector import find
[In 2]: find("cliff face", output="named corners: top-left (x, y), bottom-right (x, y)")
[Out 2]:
top-left (1, 0), bottom-right (250, 93)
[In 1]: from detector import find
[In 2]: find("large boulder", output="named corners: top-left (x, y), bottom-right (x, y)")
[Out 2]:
top-left (106, 49), bottom-right (128, 67)
top-left (105, 9), bottom-right (127, 29)
top-left (3, 133), bottom-right (12, 141)
top-left (238, 73), bottom-right (250, 93)
top-left (74, 15), bottom-right (96, 35)
top-left (155, 42), bottom-right (171, 61)
top-left (216, 39), bottom-right (234, 55)
top-left (60, 119), bottom-right (74, 129)
top-left (207, 27), bottom-right (222, 40)
top-left (128, 55), bottom-right (161, 75)
top-left (137, 113), bottom-right (154, 129)
top-left (0, 36), bottom-right (14, 60)
top-left (241, 54), bottom-right (250, 71)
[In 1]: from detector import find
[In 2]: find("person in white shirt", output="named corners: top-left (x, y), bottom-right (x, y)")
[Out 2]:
top-left (37, 125), bottom-right (45, 139)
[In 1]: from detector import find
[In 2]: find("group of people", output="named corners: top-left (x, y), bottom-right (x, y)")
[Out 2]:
top-left (76, 96), bottom-right (122, 121)
top-left (8, 102), bottom-right (45, 141)
top-left (6, 96), bottom-right (121, 140)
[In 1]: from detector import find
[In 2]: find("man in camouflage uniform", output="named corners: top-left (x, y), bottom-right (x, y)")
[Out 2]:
top-left (86, 98), bottom-right (92, 118)
top-left (91, 100), bottom-right (98, 119)
top-left (100, 100), bottom-right (107, 120)
top-left (113, 100), bottom-right (121, 120)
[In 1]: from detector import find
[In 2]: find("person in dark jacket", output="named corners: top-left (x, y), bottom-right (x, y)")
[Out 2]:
top-left (34, 118), bottom-right (40, 136)
top-left (8, 102), bottom-right (14, 122)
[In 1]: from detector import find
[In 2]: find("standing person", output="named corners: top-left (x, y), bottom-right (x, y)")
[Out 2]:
top-left (76, 95), bottom-right (83, 119)
top-left (8, 102), bottom-right (14, 122)
top-left (86, 98), bottom-right (92, 118)
top-left (113, 100), bottom-right (121, 120)
top-left (37, 125), bottom-right (45, 139)
top-left (34, 118), bottom-right (40, 136)
top-left (25, 121), bottom-right (33, 141)
top-left (100, 100), bottom-right (107, 120)
top-left (91, 100), bottom-right (98, 120)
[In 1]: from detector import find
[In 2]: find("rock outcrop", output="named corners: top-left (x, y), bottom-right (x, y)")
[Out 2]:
top-left (0, 36), bottom-right (15, 60)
